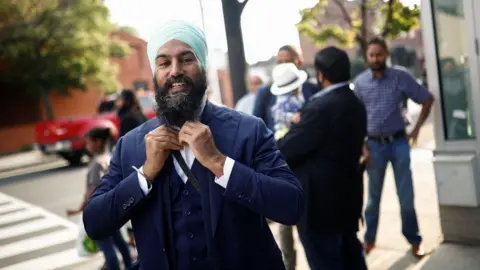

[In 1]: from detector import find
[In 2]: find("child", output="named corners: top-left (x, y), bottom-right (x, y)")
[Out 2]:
top-left (66, 127), bottom-right (132, 270)
top-left (270, 62), bottom-right (309, 140)
top-left (271, 89), bottom-right (303, 140)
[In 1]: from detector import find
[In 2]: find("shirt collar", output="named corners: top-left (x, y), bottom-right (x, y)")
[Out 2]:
top-left (310, 81), bottom-right (349, 101)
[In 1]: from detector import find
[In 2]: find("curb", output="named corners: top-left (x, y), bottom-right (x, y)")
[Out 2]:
top-left (0, 157), bottom-right (64, 174)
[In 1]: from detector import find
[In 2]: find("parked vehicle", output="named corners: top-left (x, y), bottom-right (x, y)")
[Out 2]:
top-left (34, 91), bottom-right (156, 166)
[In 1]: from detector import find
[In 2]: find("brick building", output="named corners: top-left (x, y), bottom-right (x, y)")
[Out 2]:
top-left (0, 31), bottom-right (152, 154)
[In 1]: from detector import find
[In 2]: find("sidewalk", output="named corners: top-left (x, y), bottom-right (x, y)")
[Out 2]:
top-left (270, 145), bottom-right (442, 270)
top-left (0, 151), bottom-right (61, 174)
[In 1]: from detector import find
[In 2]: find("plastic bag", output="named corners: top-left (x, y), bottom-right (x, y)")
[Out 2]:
top-left (76, 220), bottom-right (98, 257)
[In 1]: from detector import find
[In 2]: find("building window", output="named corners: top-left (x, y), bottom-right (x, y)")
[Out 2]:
top-left (431, 0), bottom-right (476, 140)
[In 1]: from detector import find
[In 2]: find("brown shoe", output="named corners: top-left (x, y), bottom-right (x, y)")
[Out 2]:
top-left (364, 242), bottom-right (375, 254)
top-left (412, 243), bottom-right (426, 258)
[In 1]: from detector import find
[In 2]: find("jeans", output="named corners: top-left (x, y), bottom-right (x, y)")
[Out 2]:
top-left (364, 137), bottom-right (422, 245)
top-left (298, 229), bottom-right (367, 270)
top-left (278, 224), bottom-right (296, 270)
top-left (96, 230), bottom-right (133, 270)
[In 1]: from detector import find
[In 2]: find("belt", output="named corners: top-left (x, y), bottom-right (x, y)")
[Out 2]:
top-left (368, 130), bottom-right (406, 144)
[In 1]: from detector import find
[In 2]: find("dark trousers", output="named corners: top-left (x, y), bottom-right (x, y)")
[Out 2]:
top-left (96, 230), bottom-right (133, 270)
top-left (298, 229), bottom-right (367, 270)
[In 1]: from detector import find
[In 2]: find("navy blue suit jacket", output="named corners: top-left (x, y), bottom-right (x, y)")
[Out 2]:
top-left (83, 102), bottom-right (304, 270)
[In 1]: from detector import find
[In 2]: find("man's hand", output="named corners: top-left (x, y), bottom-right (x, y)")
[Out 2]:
top-left (179, 122), bottom-right (226, 177)
top-left (143, 125), bottom-right (183, 181)
top-left (291, 112), bottom-right (301, 124)
top-left (66, 209), bottom-right (81, 216)
top-left (408, 128), bottom-right (420, 147)
top-left (362, 143), bottom-right (373, 168)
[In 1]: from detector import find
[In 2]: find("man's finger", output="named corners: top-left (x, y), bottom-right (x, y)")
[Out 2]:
top-left (154, 141), bottom-right (183, 150)
top-left (178, 132), bottom-right (192, 146)
top-left (149, 135), bottom-right (182, 146)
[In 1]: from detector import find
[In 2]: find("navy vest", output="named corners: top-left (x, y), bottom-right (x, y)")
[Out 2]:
top-left (169, 161), bottom-right (211, 270)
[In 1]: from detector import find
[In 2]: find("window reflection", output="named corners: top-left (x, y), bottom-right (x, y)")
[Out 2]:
top-left (433, 0), bottom-right (476, 140)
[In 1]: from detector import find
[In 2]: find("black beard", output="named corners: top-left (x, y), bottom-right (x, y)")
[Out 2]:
top-left (369, 61), bottom-right (387, 72)
top-left (154, 72), bottom-right (207, 127)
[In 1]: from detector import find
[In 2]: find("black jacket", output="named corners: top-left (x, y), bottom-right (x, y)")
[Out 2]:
top-left (277, 85), bottom-right (367, 233)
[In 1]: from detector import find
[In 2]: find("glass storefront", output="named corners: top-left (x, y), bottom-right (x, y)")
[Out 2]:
top-left (432, 0), bottom-right (476, 140)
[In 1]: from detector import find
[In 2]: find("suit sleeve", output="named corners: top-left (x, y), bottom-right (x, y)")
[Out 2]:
top-left (277, 105), bottom-right (327, 163)
top-left (83, 137), bottom-right (147, 240)
top-left (223, 118), bottom-right (305, 225)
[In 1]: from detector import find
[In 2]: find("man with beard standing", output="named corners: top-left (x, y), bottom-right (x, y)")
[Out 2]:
top-left (354, 37), bottom-right (434, 257)
top-left (82, 20), bottom-right (304, 270)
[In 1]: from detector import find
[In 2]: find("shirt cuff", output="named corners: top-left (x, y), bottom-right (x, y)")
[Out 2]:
top-left (214, 157), bottom-right (235, 189)
top-left (132, 166), bottom-right (152, 195)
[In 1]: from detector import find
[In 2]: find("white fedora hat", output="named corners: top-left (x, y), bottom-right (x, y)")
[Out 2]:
top-left (270, 63), bottom-right (308, 96)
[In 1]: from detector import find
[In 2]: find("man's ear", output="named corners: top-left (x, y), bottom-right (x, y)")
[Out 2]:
top-left (296, 57), bottom-right (304, 68)
top-left (317, 72), bottom-right (323, 83)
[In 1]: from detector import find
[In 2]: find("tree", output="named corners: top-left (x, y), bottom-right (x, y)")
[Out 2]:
top-left (296, 0), bottom-right (420, 60)
top-left (221, 0), bottom-right (248, 104)
top-left (115, 25), bottom-right (139, 37)
top-left (0, 0), bottom-right (131, 120)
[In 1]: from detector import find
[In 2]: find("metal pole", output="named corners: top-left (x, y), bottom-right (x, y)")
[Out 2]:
top-left (198, 0), bottom-right (223, 105)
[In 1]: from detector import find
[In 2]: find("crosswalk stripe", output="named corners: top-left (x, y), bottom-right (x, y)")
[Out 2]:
top-left (0, 204), bottom-right (24, 216)
top-left (0, 210), bottom-right (43, 227)
top-left (0, 228), bottom-right (77, 260)
top-left (0, 248), bottom-right (94, 270)
top-left (0, 192), bottom-right (100, 269)
top-left (0, 218), bottom-right (62, 241)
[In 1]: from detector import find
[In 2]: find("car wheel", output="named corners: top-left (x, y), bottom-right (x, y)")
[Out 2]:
top-left (60, 150), bottom-right (85, 167)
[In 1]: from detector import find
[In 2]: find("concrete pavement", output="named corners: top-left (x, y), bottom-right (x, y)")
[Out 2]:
top-left (0, 151), bottom-right (64, 175)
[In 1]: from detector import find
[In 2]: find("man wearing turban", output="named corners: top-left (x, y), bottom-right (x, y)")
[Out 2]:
top-left (83, 20), bottom-right (304, 270)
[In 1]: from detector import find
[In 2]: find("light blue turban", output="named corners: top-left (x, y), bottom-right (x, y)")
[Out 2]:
top-left (147, 20), bottom-right (208, 73)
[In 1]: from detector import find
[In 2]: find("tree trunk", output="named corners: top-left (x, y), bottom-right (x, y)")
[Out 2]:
top-left (221, 0), bottom-right (248, 105)
top-left (359, 0), bottom-right (368, 61)
top-left (41, 88), bottom-right (55, 120)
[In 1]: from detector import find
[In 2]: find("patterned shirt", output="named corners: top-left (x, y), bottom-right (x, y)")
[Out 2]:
top-left (354, 67), bottom-right (432, 135)
top-left (271, 92), bottom-right (304, 140)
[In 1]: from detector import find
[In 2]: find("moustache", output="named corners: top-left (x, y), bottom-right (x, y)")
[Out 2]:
top-left (164, 76), bottom-right (195, 91)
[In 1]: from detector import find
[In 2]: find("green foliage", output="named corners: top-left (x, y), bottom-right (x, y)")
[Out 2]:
top-left (296, 0), bottom-right (420, 54)
top-left (114, 25), bottom-right (139, 37)
top-left (0, 0), bottom-right (131, 98)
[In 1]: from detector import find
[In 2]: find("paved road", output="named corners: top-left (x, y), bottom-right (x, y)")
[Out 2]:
top-left (0, 165), bottom-right (107, 270)
top-left (0, 166), bottom-right (86, 219)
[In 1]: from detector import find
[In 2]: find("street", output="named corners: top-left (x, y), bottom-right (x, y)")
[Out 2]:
top-left (0, 109), bottom-right (437, 270)
top-left (0, 165), bottom-right (106, 270)
top-left (0, 165), bottom-right (85, 220)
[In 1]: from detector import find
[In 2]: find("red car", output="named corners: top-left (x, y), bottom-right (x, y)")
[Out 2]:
top-left (34, 91), bottom-right (156, 166)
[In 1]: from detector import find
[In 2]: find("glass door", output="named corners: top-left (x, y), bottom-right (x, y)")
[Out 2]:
top-left (431, 0), bottom-right (477, 140)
